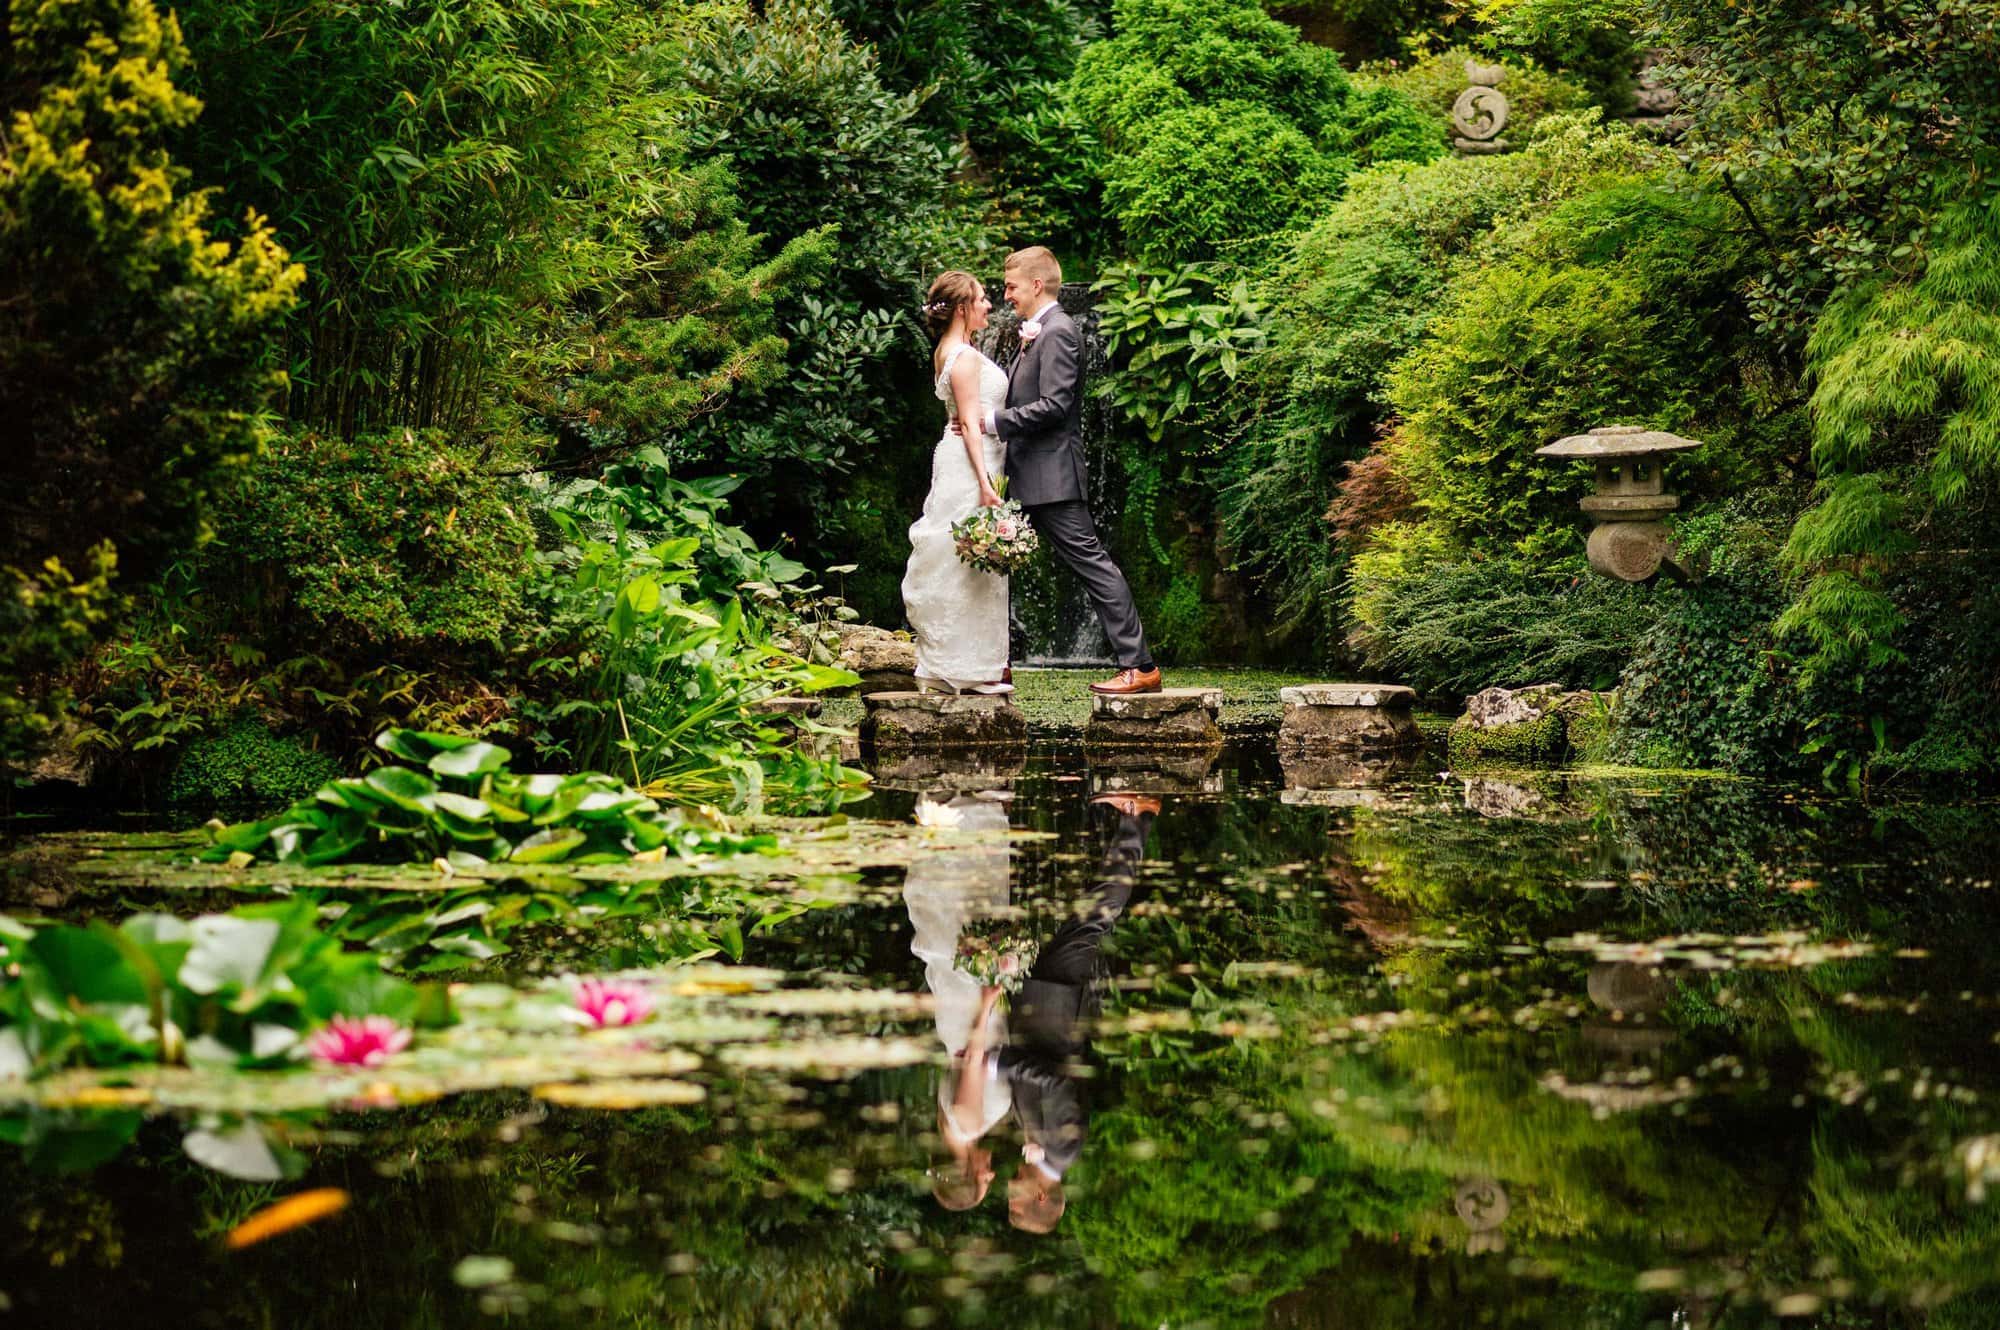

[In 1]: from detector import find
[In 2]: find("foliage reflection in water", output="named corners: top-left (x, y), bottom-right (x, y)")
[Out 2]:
top-left (5, 742), bottom-right (2000, 1328)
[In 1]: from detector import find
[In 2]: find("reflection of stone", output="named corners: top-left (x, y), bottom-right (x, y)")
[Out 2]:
top-left (1455, 1178), bottom-right (1510, 1254)
top-left (1582, 1018), bottom-right (1675, 1058)
top-left (1277, 683), bottom-right (1422, 756)
top-left (1086, 687), bottom-right (1224, 748)
top-left (1460, 777), bottom-right (1545, 818)
top-left (1541, 1071), bottom-right (1696, 1113)
top-left (1088, 745), bottom-right (1222, 795)
top-left (1451, 61), bottom-right (1510, 155)
top-left (862, 692), bottom-right (1027, 752)
top-left (1587, 961), bottom-right (1673, 1015)
top-left (871, 749), bottom-right (1025, 794)
top-left (1280, 749), bottom-right (1423, 791)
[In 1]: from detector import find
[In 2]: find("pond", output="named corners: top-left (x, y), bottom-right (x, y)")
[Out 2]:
top-left (4, 678), bottom-right (2000, 1330)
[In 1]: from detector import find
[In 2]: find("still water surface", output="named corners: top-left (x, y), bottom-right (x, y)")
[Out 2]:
top-left (5, 735), bottom-right (2000, 1329)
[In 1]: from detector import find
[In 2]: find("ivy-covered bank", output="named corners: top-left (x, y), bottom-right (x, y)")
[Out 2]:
top-left (6, 0), bottom-right (1999, 796)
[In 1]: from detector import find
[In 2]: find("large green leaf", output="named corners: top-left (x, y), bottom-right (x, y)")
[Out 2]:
top-left (26, 929), bottom-right (149, 1009)
top-left (508, 828), bottom-right (588, 864)
top-left (178, 916), bottom-right (283, 997)
top-left (375, 730), bottom-right (480, 763)
top-left (429, 742), bottom-right (512, 780)
top-left (363, 765), bottom-right (438, 813)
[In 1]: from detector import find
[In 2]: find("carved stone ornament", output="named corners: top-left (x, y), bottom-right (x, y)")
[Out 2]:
top-left (1451, 61), bottom-right (1510, 154)
top-left (1536, 425), bottom-right (1706, 583)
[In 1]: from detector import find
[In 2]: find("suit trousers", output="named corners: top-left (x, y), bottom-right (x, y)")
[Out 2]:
top-left (1025, 500), bottom-right (1154, 670)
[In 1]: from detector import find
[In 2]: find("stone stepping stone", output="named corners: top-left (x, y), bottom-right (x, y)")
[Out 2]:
top-left (862, 691), bottom-right (1026, 751)
top-left (1277, 683), bottom-right (1421, 755)
top-left (1086, 687), bottom-right (1224, 748)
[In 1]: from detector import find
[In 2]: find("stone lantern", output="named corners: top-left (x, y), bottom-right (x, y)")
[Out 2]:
top-left (1535, 424), bottom-right (1703, 583)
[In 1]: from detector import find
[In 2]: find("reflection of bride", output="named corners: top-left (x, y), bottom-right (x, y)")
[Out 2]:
top-left (903, 793), bottom-right (1013, 1209)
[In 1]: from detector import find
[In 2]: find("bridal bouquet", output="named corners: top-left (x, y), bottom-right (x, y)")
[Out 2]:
top-left (953, 924), bottom-right (1041, 994)
top-left (952, 500), bottom-right (1039, 575)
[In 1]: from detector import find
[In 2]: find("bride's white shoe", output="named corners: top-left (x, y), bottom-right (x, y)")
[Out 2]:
top-left (967, 681), bottom-right (1014, 696)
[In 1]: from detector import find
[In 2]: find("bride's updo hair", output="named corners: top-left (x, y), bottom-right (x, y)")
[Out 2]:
top-left (924, 270), bottom-right (981, 344)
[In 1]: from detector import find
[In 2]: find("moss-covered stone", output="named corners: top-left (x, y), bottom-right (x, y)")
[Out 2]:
top-left (1448, 708), bottom-right (1568, 766)
top-left (1447, 687), bottom-right (1620, 767)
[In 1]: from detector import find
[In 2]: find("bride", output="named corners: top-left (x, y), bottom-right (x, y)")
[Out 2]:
top-left (901, 271), bottom-right (1013, 695)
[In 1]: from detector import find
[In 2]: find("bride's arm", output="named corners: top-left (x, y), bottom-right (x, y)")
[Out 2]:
top-left (950, 354), bottom-right (1003, 508)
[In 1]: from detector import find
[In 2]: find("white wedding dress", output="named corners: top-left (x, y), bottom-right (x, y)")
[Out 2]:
top-left (902, 342), bottom-right (1010, 689)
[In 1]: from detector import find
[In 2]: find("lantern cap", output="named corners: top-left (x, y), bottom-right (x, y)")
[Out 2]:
top-left (1536, 425), bottom-right (1703, 459)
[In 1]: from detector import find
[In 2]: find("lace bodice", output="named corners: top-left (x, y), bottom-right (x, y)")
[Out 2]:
top-left (935, 343), bottom-right (1008, 422)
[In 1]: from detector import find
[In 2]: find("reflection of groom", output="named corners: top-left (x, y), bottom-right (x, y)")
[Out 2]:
top-left (1002, 792), bottom-right (1157, 1232)
top-left (975, 246), bottom-right (1161, 697)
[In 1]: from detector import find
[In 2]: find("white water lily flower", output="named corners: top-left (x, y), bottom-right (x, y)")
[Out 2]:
top-left (914, 799), bottom-right (965, 829)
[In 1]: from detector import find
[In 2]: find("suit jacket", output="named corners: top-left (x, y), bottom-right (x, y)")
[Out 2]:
top-left (999, 1038), bottom-right (1085, 1177)
top-left (997, 305), bottom-right (1087, 507)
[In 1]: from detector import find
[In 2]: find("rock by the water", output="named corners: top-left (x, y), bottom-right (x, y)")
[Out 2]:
top-left (1086, 687), bottom-right (1224, 748)
top-left (1448, 684), bottom-right (1616, 766)
top-left (826, 625), bottom-right (920, 695)
top-left (863, 691), bottom-right (1026, 751)
top-left (1278, 681), bottom-right (1422, 755)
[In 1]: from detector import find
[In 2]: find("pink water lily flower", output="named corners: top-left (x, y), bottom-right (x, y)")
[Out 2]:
top-left (307, 1015), bottom-right (412, 1068)
top-left (570, 978), bottom-right (655, 1028)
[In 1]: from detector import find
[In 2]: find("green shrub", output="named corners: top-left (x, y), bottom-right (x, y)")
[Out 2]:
top-left (177, 0), bottom-right (668, 439)
top-left (1219, 114), bottom-right (1661, 654)
top-left (1066, 0), bottom-right (1441, 263)
top-left (2, 0), bottom-right (299, 756)
top-left (166, 720), bottom-right (341, 811)
top-left (1103, 103), bottom-right (1348, 263)
top-left (1381, 180), bottom-right (1758, 556)
top-left (1610, 506), bottom-right (1830, 776)
top-left (1778, 194), bottom-right (2000, 680)
top-left (1347, 529), bottom-right (1653, 694)
top-left (205, 431), bottom-right (536, 659)
top-left (679, 0), bottom-right (961, 289)
top-left (827, 0), bottom-right (1100, 146)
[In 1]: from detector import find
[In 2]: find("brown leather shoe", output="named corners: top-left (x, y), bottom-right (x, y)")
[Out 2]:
top-left (1091, 793), bottom-right (1162, 816)
top-left (1089, 666), bottom-right (1162, 695)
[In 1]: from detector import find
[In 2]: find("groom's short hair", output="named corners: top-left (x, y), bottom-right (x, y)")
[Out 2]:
top-left (1005, 246), bottom-right (1062, 290)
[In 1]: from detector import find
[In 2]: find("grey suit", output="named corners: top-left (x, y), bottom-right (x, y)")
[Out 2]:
top-left (999, 803), bottom-right (1150, 1177)
top-left (996, 306), bottom-right (1154, 670)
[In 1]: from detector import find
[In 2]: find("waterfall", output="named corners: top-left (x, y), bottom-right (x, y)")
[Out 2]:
top-left (979, 281), bottom-right (1119, 667)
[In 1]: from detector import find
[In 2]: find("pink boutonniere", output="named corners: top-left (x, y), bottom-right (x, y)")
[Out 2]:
top-left (1018, 319), bottom-right (1043, 346)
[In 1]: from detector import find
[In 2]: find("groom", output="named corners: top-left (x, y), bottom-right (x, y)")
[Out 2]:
top-left (979, 246), bottom-right (1161, 696)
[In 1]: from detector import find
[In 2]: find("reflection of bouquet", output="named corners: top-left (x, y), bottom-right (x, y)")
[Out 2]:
top-left (952, 499), bottom-right (1039, 575)
top-left (953, 925), bottom-right (1041, 994)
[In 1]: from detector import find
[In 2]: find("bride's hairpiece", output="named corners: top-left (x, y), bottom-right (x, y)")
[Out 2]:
top-left (924, 297), bottom-right (957, 316)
